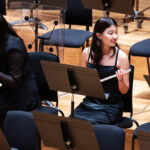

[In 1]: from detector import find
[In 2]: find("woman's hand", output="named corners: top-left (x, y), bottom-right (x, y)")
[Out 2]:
top-left (116, 69), bottom-right (129, 82)
top-left (116, 68), bottom-right (130, 94)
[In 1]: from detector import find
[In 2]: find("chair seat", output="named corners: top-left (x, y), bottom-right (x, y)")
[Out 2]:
top-left (34, 106), bottom-right (58, 115)
top-left (114, 117), bottom-right (133, 128)
top-left (39, 29), bottom-right (92, 48)
top-left (130, 39), bottom-right (150, 57)
top-left (133, 122), bottom-right (150, 138)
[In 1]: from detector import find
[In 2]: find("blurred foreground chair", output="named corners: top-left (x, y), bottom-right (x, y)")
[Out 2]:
top-left (28, 52), bottom-right (64, 116)
top-left (94, 124), bottom-right (125, 150)
top-left (4, 111), bottom-right (40, 150)
top-left (37, 0), bottom-right (92, 55)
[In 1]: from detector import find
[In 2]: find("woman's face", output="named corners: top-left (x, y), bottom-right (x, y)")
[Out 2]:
top-left (97, 25), bottom-right (118, 47)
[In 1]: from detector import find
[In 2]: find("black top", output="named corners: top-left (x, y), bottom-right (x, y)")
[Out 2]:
top-left (0, 0), bottom-right (6, 15)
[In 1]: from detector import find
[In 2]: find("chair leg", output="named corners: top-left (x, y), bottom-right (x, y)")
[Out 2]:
top-left (143, 57), bottom-right (150, 86)
top-left (82, 45), bottom-right (84, 51)
top-left (128, 54), bottom-right (131, 63)
top-left (56, 46), bottom-right (59, 57)
top-left (86, 39), bottom-right (89, 47)
top-left (39, 39), bottom-right (44, 52)
top-left (132, 136), bottom-right (136, 150)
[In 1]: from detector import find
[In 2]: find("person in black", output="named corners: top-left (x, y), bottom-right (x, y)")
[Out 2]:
top-left (0, 0), bottom-right (6, 15)
top-left (0, 14), bottom-right (41, 127)
top-left (74, 17), bottom-right (130, 124)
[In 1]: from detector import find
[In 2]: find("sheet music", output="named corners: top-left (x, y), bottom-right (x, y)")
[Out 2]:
top-left (100, 69), bottom-right (131, 83)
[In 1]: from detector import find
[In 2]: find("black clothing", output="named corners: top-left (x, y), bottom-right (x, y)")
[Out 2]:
top-left (74, 49), bottom-right (124, 124)
top-left (0, 0), bottom-right (6, 15)
top-left (0, 35), bottom-right (41, 111)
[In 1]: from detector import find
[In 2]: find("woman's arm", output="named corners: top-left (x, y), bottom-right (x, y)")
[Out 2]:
top-left (0, 50), bottom-right (25, 88)
top-left (116, 50), bottom-right (130, 94)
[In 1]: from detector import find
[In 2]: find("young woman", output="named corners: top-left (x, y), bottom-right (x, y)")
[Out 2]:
top-left (74, 17), bottom-right (130, 124)
top-left (0, 15), bottom-right (41, 127)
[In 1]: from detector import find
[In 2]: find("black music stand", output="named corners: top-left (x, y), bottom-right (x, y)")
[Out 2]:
top-left (0, 129), bottom-right (11, 150)
top-left (40, 61), bottom-right (107, 118)
top-left (82, 0), bottom-right (134, 16)
top-left (8, 0), bottom-right (67, 51)
top-left (32, 111), bottom-right (100, 150)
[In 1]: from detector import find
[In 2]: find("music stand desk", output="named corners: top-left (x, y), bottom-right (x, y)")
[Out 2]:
top-left (82, 0), bottom-right (134, 15)
top-left (41, 60), bottom-right (107, 117)
top-left (41, 61), bottom-right (106, 100)
top-left (33, 111), bottom-right (100, 150)
top-left (0, 129), bottom-right (12, 150)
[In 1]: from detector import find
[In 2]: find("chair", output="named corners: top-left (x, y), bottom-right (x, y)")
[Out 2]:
top-left (131, 122), bottom-right (150, 150)
top-left (113, 65), bottom-right (139, 128)
top-left (3, 111), bottom-right (41, 150)
top-left (93, 124), bottom-right (125, 150)
top-left (132, 122), bottom-right (150, 150)
top-left (129, 39), bottom-right (150, 86)
top-left (123, 0), bottom-right (150, 33)
top-left (37, 0), bottom-right (92, 54)
top-left (28, 51), bottom-right (64, 116)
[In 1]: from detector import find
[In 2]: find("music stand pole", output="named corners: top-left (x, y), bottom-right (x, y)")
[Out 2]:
top-left (34, 0), bottom-right (39, 51)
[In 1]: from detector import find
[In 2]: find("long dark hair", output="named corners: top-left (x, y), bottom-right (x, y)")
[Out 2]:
top-left (0, 14), bottom-right (19, 46)
top-left (90, 17), bottom-right (119, 65)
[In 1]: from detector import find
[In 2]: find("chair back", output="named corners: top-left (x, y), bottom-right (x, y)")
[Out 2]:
top-left (28, 52), bottom-right (59, 106)
top-left (4, 111), bottom-right (40, 150)
top-left (64, 0), bottom-right (92, 29)
top-left (94, 124), bottom-right (125, 150)
top-left (122, 65), bottom-right (134, 116)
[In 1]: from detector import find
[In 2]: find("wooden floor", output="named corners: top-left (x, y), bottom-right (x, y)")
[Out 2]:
top-left (4, 0), bottom-right (150, 149)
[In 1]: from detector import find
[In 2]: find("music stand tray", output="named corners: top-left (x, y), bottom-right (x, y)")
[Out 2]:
top-left (32, 111), bottom-right (100, 150)
top-left (82, 0), bottom-right (134, 15)
top-left (0, 129), bottom-right (11, 150)
top-left (40, 61), bottom-right (106, 100)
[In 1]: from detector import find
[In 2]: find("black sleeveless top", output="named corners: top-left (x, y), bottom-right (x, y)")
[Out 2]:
top-left (86, 48), bottom-right (123, 105)
top-left (74, 48), bottom-right (124, 124)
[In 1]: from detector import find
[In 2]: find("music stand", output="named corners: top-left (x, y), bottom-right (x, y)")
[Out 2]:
top-left (0, 129), bottom-right (10, 150)
top-left (32, 111), bottom-right (100, 150)
top-left (82, 0), bottom-right (134, 16)
top-left (40, 61), bottom-right (106, 117)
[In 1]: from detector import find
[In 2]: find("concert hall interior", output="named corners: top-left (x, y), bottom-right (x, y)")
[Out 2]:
top-left (1, 0), bottom-right (150, 150)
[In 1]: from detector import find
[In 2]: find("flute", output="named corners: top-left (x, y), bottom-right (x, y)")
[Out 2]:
top-left (100, 69), bottom-right (131, 83)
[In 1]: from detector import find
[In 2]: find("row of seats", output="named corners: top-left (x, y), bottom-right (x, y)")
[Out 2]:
top-left (0, 50), bottom-right (148, 150)
top-left (1, 44), bottom-right (150, 150)
top-left (2, 110), bottom-right (125, 150)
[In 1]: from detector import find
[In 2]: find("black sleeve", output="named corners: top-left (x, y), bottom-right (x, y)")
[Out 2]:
top-left (0, 50), bottom-right (25, 88)
top-left (0, 0), bottom-right (6, 15)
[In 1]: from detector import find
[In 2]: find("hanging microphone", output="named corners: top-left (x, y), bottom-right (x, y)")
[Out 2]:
top-left (24, 16), bottom-right (29, 21)
top-left (28, 40), bottom-right (35, 49)
top-left (49, 47), bottom-right (53, 52)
